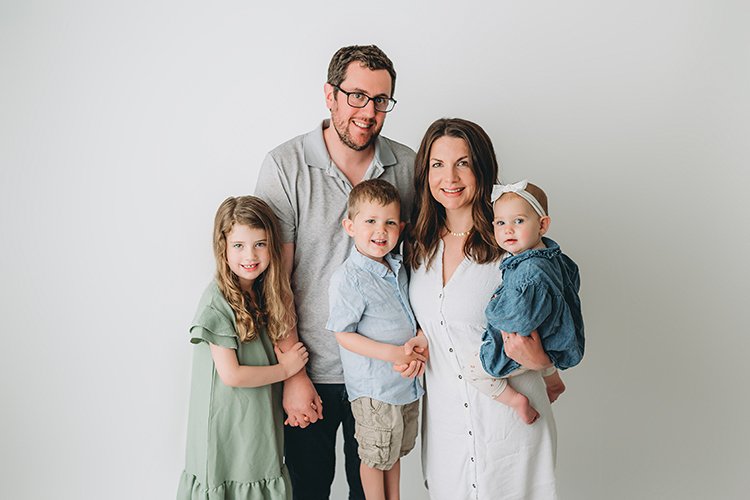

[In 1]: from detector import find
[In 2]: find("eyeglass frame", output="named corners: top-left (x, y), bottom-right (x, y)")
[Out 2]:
top-left (329, 84), bottom-right (397, 113)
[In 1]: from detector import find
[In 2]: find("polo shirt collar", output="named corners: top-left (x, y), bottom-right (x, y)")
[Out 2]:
top-left (303, 119), bottom-right (398, 172)
top-left (348, 245), bottom-right (402, 278)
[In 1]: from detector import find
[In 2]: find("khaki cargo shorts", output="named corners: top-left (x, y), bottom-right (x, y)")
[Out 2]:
top-left (350, 397), bottom-right (420, 471)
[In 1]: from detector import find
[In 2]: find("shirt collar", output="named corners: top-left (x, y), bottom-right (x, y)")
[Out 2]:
top-left (303, 119), bottom-right (398, 172)
top-left (501, 237), bottom-right (561, 270)
top-left (348, 245), bottom-right (402, 278)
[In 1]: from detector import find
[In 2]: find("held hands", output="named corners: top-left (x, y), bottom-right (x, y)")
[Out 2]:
top-left (281, 369), bottom-right (323, 428)
top-left (275, 342), bottom-right (322, 428)
top-left (393, 329), bottom-right (429, 378)
top-left (274, 342), bottom-right (309, 379)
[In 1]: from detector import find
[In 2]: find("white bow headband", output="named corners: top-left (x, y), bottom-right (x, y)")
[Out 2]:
top-left (490, 179), bottom-right (547, 217)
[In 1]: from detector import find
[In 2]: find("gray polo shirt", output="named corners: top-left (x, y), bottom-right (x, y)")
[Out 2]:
top-left (255, 120), bottom-right (416, 383)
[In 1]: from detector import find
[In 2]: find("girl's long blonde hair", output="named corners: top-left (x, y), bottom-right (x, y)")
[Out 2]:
top-left (213, 196), bottom-right (295, 343)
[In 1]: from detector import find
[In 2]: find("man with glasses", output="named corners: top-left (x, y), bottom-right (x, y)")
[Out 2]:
top-left (255, 45), bottom-right (415, 499)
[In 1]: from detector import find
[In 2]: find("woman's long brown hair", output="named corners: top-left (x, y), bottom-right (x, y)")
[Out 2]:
top-left (405, 118), bottom-right (503, 270)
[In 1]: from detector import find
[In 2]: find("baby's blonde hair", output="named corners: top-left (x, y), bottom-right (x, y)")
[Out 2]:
top-left (213, 196), bottom-right (295, 343)
top-left (497, 182), bottom-right (550, 216)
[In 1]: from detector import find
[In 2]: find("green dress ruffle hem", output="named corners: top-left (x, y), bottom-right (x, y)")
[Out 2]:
top-left (177, 282), bottom-right (291, 500)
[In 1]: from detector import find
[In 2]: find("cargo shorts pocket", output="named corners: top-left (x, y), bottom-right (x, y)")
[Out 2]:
top-left (355, 425), bottom-right (393, 470)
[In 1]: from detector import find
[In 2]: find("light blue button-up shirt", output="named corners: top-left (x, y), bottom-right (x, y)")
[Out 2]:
top-left (326, 247), bottom-right (423, 405)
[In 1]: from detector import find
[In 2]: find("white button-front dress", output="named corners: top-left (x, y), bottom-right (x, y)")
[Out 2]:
top-left (410, 241), bottom-right (558, 500)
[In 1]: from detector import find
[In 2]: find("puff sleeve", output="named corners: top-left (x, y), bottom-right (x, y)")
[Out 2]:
top-left (190, 304), bottom-right (239, 350)
top-left (485, 279), bottom-right (552, 336)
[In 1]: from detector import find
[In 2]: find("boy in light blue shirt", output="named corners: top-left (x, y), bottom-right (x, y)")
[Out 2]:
top-left (326, 179), bottom-right (427, 500)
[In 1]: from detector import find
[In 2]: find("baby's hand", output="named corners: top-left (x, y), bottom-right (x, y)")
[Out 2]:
top-left (274, 342), bottom-right (309, 379)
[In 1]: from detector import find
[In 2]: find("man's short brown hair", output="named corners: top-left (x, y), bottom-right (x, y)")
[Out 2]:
top-left (327, 45), bottom-right (397, 96)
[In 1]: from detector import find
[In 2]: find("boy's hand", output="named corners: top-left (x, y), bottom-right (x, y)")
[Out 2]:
top-left (404, 329), bottom-right (429, 362)
top-left (388, 344), bottom-right (427, 366)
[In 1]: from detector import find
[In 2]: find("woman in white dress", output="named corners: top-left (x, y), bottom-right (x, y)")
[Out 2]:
top-left (404, 118), bottom-right (559, 500)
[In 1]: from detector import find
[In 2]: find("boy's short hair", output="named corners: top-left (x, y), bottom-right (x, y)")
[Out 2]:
top-left (347, 179), bottom-right (401, 219)
top-left (522, 182), bottom-right (549, 215)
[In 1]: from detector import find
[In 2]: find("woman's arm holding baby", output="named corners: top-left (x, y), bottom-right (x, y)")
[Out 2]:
top-left (503, 330), bottom-right (553, 371)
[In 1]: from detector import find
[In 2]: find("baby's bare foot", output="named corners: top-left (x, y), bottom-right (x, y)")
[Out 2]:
top-left (544, 376), bottom-right (565, 403)
top-left (509, 392), bottom-right (539, 424)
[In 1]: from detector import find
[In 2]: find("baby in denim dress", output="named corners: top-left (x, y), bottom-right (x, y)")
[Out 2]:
top-left (466, 180), bottom-right (584, 424)
top-left (326, 179), bottom-right (427, 500)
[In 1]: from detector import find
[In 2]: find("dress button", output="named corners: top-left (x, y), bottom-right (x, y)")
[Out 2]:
top-left (440, 320), bottom-right (443, 325)
top-left (439, 293), bottom-right (442, 298)
top-left (458, 374), bottom-right (462, 379)
top-left (471, 457), bottom-right (475, 462)
top-left (472, 484), bottom-right (476, 488)
top-left (449, 347), bottom-right (453, 352)
top-left (468, 430), bottom-right (472, 436)
top-left (464, 403), bottom-right (468, 408)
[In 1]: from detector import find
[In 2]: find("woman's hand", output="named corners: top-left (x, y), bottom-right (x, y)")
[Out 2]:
top-left (503, 330), bottom-right (553, 371)
top-left (393, 360), bottom-right (425, 378)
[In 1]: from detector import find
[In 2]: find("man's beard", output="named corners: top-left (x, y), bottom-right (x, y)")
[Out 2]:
top-left (332, 116), bottom-right (380, 151)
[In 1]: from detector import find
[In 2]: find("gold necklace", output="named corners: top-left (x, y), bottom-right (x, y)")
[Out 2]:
top-left (446, 226), bottom-right (472, 237)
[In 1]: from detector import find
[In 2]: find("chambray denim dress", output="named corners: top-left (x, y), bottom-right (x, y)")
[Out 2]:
top-left (480, 237), bottom-right (585, 378)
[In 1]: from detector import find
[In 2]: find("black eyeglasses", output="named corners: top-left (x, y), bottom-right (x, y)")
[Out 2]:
top-left (331, 84), bottom-right (397, 113)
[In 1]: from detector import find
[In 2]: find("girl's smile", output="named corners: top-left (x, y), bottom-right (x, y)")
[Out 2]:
top-left (225, 224), bottom-right (270, 291)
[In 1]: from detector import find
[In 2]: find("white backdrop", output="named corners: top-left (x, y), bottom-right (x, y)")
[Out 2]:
top-left (1, 1), bottom-right (748, 499)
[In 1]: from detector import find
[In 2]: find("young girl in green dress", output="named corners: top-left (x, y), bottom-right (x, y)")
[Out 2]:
top-left (177, 196), bottom-right (308, 500)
